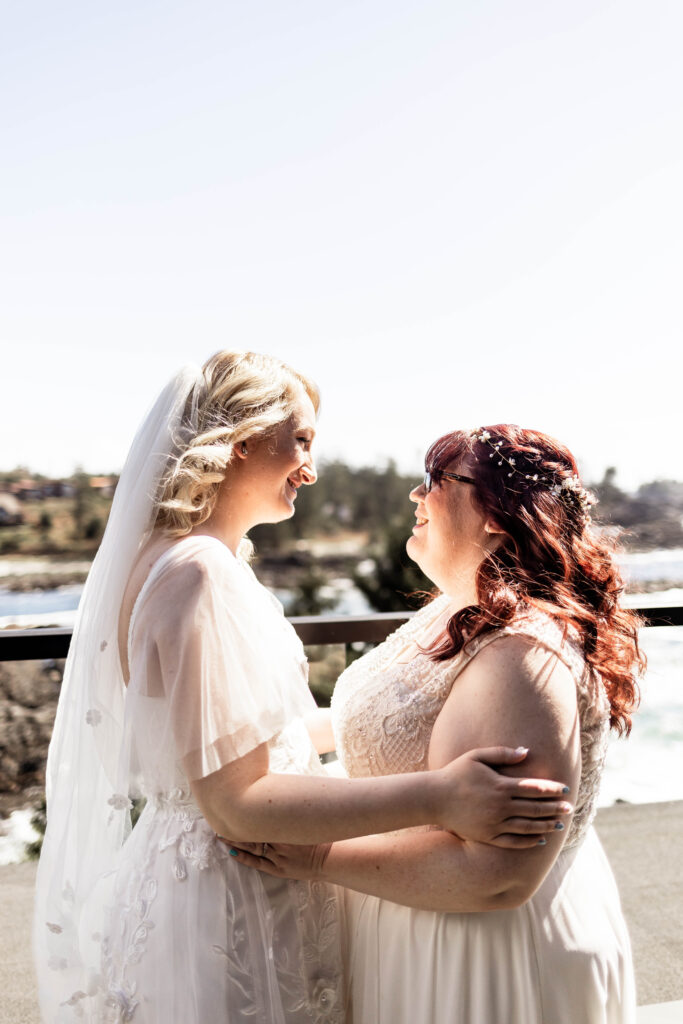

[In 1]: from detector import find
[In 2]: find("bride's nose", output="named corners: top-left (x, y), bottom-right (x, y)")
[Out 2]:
top-left (300, 457), bottom-right (317, 486)
top-left (409, 481), bottom-right (425, 503)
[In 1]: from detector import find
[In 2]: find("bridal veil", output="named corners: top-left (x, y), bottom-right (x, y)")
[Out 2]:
top-left (33, 366), bottom-right (205, 1020)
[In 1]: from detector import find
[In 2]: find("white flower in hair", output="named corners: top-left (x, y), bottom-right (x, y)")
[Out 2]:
top-left (467, 426), bottom-right (597, 521)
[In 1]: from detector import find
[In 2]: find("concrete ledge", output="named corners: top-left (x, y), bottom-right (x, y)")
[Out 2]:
top-left (0, 860), bottom-right (39, 1024)
top-left (637, 1002), bottom-right (683, 1023)
top-left (596, 801), bottom-right (683, 1006)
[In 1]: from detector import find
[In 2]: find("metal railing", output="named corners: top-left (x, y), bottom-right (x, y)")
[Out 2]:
top-left (1, 603), bottom-right (682, 662)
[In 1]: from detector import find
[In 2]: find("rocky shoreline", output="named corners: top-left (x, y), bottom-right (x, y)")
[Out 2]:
top-left (0, 659), bottom-right (63, 818)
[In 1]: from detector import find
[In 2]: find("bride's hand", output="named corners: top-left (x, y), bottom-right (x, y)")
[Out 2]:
top-left (218, 837), bottom-right (331, 880)
top-left (435, 746), bottom-right (573, 848)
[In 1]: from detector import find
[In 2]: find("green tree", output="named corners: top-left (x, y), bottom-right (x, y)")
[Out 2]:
top-left (287, 566), bottom-right (337, 617)
top-left (353, 506), bottom-right (432, 612)
top-left (39, 509), bottom-right (53, 538)
top-left (71, 469), bottom-right (94, 539)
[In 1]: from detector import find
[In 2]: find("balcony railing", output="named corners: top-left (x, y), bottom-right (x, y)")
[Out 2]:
top-left (1, 603), bottom-right (681, 662)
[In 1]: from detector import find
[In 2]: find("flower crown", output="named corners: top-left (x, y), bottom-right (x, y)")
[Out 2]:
top-left (468, 428), bottom-right (598, 521)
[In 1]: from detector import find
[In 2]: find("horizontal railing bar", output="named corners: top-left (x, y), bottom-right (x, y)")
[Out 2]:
top-left (0, 604), bottom-right (681, 662)
top-left (289, 612), bottom-right (411, 645)
top-left (0, 627), bottom-right (72, 661)
top-left (637, 605), bottom-right (683, 627)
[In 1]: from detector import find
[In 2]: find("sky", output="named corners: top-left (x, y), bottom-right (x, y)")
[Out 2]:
top-left (1, 0), bottom-right (682, 492)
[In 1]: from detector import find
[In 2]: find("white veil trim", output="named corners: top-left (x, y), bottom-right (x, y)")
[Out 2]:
top-left (33, 365), bottom-right (205, 1022)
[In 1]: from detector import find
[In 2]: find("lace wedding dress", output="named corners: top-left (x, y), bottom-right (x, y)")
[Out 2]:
top-left (41, 536), bottom-right (344, 1023)
top-left (331, 595), bottom-right (636, 1024)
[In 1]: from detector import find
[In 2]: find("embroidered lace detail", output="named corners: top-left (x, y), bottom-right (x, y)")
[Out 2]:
top-left (210, 883), bottom-right (261, 1016)
top-left (267, 724), bottom-right (345, 1021)
top-left (101, 849), bottom-right (158, 1022)
top-left (332, 598), bottom-right (609, 849)
top-left (332, 596), bottom-right (462, 779)
top-left (149, 787), bottom-right (222, 879)
top-left (100, 768), bottom-right (343, 1021)
top-left (277, 879), bottom-right (345, 1023)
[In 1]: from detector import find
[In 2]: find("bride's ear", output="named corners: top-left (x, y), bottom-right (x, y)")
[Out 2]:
top-left (233, 441), bottom-right (249, 460)
top-left (484, 520), bottom-right (502, 534)
top-left (483, 518), bottom-right (506, 543)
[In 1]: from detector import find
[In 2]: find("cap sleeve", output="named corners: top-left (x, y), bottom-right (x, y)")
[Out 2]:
top-left (128, 540), bottom-right (316, 781)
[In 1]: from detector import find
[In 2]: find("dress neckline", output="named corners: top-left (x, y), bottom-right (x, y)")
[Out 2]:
top-left (375, 594), bottom-right (452, 669)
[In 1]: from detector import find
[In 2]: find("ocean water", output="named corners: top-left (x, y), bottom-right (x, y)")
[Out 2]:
top-left (600, 623), bottom-right (683, 806)
top-left (618, 546), bottom-right (683, 583)
top-left (0, 584), bottom-right (82, 620)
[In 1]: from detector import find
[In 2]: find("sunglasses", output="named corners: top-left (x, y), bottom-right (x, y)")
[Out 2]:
top-left (424, 469), bottom-right (476, 492)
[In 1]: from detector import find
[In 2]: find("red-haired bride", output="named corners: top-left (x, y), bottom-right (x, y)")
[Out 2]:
top-left (231, 424), bottom-right (640, 1024)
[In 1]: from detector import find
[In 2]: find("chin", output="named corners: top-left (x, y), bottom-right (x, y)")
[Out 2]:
top-left (277, 499), bottom-right (297, 521)
top-left (405, 535), bottom-right (421, 564)
top-left (259, 501), bottom-right (296, 526)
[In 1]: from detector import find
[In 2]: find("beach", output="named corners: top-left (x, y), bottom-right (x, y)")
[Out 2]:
top-left (3, 799), bottom-right (682, 1023)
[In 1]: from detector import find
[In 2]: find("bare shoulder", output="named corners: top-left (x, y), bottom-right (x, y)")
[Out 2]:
top-left (460, 631), bottom-right (577, 708)
top-left (429, 629), bottom-right (580, 779)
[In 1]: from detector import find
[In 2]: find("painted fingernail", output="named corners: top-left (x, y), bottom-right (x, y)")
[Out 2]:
top-left (554, 822), bottom-right (564, 831)
top-left (229, 848), bottom-right (238, 857)
top-left (537, 838), bottom-right (547, 846)
top-left (561, 803), bottom-right (573, 813)
top-left (562, 785), bottom-right (570, 793)
top-left (515, 746), bottom-right (529, 755)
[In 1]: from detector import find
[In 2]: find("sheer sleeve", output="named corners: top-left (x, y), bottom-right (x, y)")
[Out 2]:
top-left (127, 539), bottom-right (316, 784)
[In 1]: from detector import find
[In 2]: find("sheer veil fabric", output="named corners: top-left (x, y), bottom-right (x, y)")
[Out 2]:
top-left (33, 366), bottom-right (206, 1020)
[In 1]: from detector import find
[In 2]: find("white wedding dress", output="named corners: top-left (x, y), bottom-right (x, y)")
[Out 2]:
top-left (331, 596), bottom-right (636, 1024)
top-left (41, 536), bottom-right (344, 1023)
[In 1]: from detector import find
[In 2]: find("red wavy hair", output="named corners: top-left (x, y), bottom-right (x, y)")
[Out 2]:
top-left (423, 425), bottom-right (643, 735)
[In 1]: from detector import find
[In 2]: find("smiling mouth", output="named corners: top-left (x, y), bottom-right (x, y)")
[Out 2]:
top-left (286, 477), bottom-right (299, 497)
top-left (414, 516), bottom-right (428, 527)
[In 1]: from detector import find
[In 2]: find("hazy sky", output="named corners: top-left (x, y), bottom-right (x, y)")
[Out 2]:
top-left (2, 0), bottom-right (681, 490)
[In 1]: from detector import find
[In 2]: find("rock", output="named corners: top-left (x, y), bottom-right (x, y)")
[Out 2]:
top-left (0, 660), bottom-right (63, 812)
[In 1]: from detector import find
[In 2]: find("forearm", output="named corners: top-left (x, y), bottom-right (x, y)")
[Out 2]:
top-left (199, 769), bottom-right (446, 844)
top-left (320, 830), bottom-right (559, 912)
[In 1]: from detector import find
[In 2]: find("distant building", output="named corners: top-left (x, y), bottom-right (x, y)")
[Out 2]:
top-left (0, 493), bottom-right (25, 526)
top-left (9, 478), bottom-right (44, 501)
top-left (89, 476), bottom-right (117, 498)
top-left (42, 479), bottom-right (75, 498)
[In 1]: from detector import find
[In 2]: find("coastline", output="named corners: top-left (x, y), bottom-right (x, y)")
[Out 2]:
top-left (3, 799), bottom-right (682, 1023)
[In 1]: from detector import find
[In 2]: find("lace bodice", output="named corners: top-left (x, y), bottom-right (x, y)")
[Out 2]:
top-left (331, 596), bottom-right (610, 848)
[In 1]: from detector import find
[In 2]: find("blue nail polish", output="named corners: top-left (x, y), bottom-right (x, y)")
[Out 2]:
top-left (562, 786), bottom-right (570, 794)
top-left (538, 838), bottom-right (547, 846)
top-left (554, 822), bottom-right (564, 831)
top-left (229, 848), bottom-right (238, 857)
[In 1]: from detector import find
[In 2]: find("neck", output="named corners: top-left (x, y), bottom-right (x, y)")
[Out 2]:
top-left (191, 466), bottom-right (254, 556)
top-left (433, 548), bottom-right (489, 611)
top-left (438, 573), bottom-right (479, 612)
